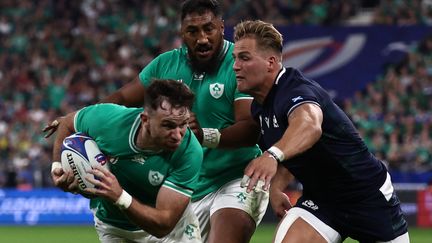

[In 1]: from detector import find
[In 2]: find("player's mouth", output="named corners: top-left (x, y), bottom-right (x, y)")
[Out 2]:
top-left (195, 45), bottom-right (212, 58)
top-left (236, 75), bottom-right (245, 81)
top-left (167, 140), bottom-right (181, 149)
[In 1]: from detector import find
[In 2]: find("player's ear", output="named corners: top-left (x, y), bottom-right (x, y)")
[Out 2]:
top-left (268, 56), bottom-right (277, 70)
top-left (140, 112), bottom-right (149, 123)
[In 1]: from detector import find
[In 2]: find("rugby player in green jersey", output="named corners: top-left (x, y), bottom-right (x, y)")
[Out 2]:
top-left (51, 79), bottom-right (203, 242)
top-left (44, 1), bottom-right (269, 242)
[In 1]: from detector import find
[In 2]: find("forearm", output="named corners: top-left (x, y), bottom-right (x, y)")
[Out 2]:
top-left (218, 120), bottom-right (260, 148)
top-left (99, 77), bottom-right (145, 107)
top-left (124, 200), bottom-right (182, 238)
top-left (273, 104), bottom-right (322, 161)
top-left (275, 123), bottom-right (320, 160)
top-left (52, 114), bottom-right (76, 161)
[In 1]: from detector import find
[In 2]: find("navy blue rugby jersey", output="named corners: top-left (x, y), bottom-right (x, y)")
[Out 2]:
top-left (251, 67), bottom-right (388, 203)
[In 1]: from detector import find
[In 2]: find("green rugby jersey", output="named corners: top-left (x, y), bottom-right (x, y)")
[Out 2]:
top-left (74, 103), bottom-right (203, 230)
top-left (139, 40), bottom-right (262, 201)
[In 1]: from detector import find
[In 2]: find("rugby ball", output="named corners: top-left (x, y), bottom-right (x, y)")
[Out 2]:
top-left (61, 132), bottom-right (108, 192)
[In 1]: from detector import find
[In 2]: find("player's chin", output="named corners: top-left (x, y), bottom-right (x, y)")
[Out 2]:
top-left (236, 80), bottom-right (248, 93)
top-left (195, 51), bottom-right (214, 62)
top-left (164, 143), bottom-right (180, 151)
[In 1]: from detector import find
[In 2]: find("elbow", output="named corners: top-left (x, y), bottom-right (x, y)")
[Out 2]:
top-left (301, 123), bottom-right (322, 151)
top-left (152, 225), bottom-right (175, 238)
top-left (310, 124), bottom-right (322, 144)
top-left (149, 221), bottom-right (177, 238)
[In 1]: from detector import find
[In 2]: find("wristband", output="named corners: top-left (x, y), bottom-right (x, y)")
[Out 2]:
top-left (51, 161), bottom-right (62, 173)
top-left (267, 146), bottom-right (285, 163)
top-left (115, 190), bottom-right (133, 210)
top-left (202, 128), bottom-right (221, 148)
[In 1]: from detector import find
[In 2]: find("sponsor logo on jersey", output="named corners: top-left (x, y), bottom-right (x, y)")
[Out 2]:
top-left (264, 117), bottom-right (270, 128)
top-left (209, 83), bottom-right (224, 99)
top-left (302, 200), bottom-right (319, 210)
top-left (148, 170), bottom-right (164, 186)
top-left (193, 73), bottom-right (205, 81)
top-left (259, 116), bottom-right (264, 134)
top-left (131, 155), bottom-right (146, 164)
top-left (273, 115), bottom-right (279, 128)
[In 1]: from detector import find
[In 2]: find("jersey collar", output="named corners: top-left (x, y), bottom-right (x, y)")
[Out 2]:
top-left (275, 67), bottom-right (286, 85)
top-left (129, 114), bottom-right (163, 155)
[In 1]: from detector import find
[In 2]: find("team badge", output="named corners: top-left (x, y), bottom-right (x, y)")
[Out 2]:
top-left (148, 170), bottom-right (164, 186)
top-left (209, 83), bottom-right (224, 99)
top-left (184, 224), bottom-right (199, 240)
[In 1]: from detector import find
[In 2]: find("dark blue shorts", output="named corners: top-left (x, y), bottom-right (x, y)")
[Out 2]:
top-left (296, 191), bottom-right (408, 242)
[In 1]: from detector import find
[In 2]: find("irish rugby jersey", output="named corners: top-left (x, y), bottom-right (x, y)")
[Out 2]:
top-left (74, 103), bottom-right (203, 230)
top-left (139, 40), bottom-right (261, 201)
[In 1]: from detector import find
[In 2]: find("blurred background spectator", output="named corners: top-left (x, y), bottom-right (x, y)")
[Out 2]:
top-left (0, 0), bottom-right (431, 188)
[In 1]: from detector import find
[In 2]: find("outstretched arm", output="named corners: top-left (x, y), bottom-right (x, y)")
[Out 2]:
top-left (43, 77), bottom-right (146, 138)
top-left (243, 103), bottom-right (323, 192)
top-left (100, 77), bottom-right (146, 106)
top-left (188, 98), bottom-right (260, 148)
top-left (219, 98), bottom-right (260, 148)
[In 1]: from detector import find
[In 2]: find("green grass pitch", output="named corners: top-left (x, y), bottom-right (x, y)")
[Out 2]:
top-left (0, 224), bottom-right (430, 242)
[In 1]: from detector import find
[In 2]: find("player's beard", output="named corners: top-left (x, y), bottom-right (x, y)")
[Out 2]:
top-left (189, 44), bottom-right (221, 74)
top-left (189, 53), bottom-right (219, 74)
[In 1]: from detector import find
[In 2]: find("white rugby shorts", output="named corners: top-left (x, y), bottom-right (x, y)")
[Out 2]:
top-left (191, 178), bottom-right (269, 242)
top-left (94, 204), bottom-right (201, 243)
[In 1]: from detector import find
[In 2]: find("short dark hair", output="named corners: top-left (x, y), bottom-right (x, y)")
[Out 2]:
top-left (144, 79), bottom-right (195, 112)
top-left (181, 0), bottom-right (222, 21)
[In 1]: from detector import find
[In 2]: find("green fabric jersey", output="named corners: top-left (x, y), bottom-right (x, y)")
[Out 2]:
top-left (138, 40), bottom-right (262, 201)
top-left (74, 103), bottom-right (203, 230)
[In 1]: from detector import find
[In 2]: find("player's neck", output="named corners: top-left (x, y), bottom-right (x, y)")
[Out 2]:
top-left (135, 125), bottom-right (159, 151)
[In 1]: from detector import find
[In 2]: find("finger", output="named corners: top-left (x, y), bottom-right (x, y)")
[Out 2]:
top-left (240, 175), bottom-right (250, 188)
top-left (68, 179), bottom-right (79, 191)
top-left (255, 179), bottom-right (266, 192)
top-left (56, 173), bottom-right (68, 185)
top-left (44, 129), bottom-right (55, 138)
top-left (83, 187), bottom-right (97, 195)
top-left (247, 176), bottom-right (259, 193)
top-left (93, 165), bottom-right (110, 176)
top-left (85, 174), bottom-right (102, 187)
top-left (52, 167), bottom-right (64, 176)
top-left (43, 120), bottom-right (59, 137)
top-left (263, 177), bottom-right (271, 191)
top-left (41, 125), bottom-right (51, 133)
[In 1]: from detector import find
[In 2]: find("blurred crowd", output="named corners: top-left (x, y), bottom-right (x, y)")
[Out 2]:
top-left (0, 0), bottom-right (431, 189)
top-left (344, 34), bottom-right (432, 173)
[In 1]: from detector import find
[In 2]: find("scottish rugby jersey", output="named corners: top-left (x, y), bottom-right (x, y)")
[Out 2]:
top-left (252, 67), bottom-right (388, 203)
top-left (74, 103), bottom-right (203, 230)
top-left (139, 40), bottom-right (261, 201)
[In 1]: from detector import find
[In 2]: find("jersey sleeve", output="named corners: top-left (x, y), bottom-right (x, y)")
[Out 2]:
top-left (74, 103), bottom-right (126, 136)
top-left (162, 129), bottom-right (203, 198)
top-left (138, 55), bottom-right (161, 87)
top-left (281, 85), bottom-right (321, 118)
